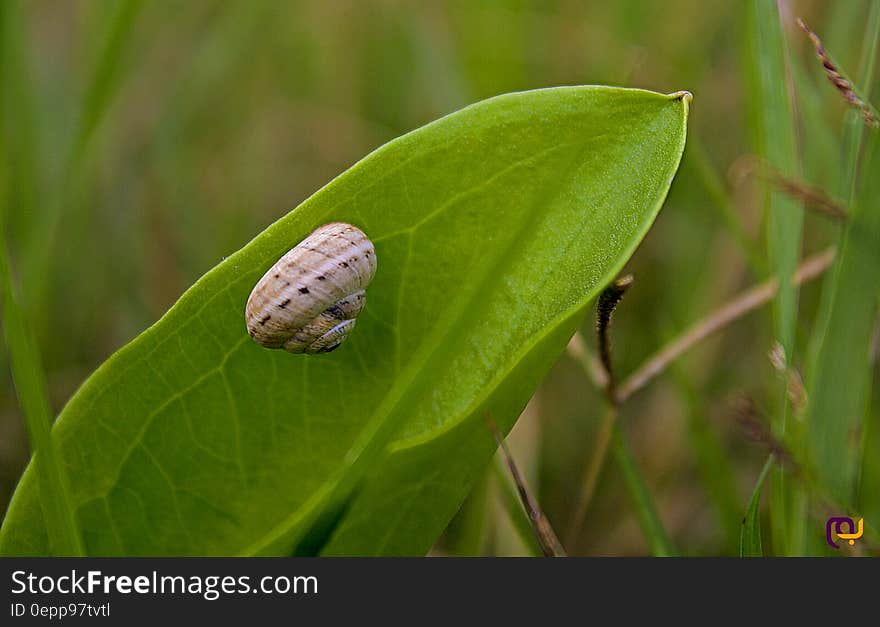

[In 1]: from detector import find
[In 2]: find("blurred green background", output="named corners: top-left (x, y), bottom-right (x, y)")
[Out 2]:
top-left (1, 0), bottom-right (876, 555)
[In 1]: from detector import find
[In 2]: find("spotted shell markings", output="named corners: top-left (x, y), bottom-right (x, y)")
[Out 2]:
top-left (245, 222), bottom-right (377, 354)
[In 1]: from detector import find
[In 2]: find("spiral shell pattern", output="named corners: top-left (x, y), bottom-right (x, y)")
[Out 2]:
top-left (245, 222), bottom-right (377, 354)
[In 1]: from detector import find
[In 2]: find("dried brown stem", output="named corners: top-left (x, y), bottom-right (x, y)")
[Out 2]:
top-left (564, 248), bottom-right (863, 553)
top-left (731, 396), bottom-right (794, 467)
top-left (487, 417), bottom-right (566, 557)
top-left (797, 17), bottom-right (879, 127)
top-left (767, 170), bottom-right (848, 222)
top-left (562, 250), bottom-right (835, 548)
top-left (614, 248), bottom-right (835, 404)
top-left (732, 154), bottom-right (848, 221)
top-left (566, 332), bottom-right (608, 389)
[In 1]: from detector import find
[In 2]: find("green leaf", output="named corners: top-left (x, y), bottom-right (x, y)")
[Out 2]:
top-left (0, 86), bottom-right (690, 556)
top-left (740, 455), bottom-right (774, 558)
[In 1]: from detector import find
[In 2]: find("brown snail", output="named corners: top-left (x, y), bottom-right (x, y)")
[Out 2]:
top-left (245, 222), bottom-right (377, 354)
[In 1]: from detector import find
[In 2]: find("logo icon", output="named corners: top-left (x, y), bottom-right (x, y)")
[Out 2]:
top-left (825, 517), bottom-right (864, 549)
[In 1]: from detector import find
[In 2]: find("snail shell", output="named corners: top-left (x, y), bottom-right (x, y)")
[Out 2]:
top-left (245, 222), bottom-right (377, 354)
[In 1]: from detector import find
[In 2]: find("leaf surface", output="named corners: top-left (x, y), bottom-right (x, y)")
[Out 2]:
top-left (0, 86), bottom-right (689, 555)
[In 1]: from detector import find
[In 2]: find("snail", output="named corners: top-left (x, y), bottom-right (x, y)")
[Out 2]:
top-left (245, 222), bottom-right (377, 354)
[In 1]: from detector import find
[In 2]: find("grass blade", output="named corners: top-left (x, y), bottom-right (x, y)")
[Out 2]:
top-left (745, 0), bottom-right (802, 357)
top-left (612, 427), bottom-right (676, 557)
top-left (0, 238), bottom-right (83, 555)
top-left (0, 0), bottom-right (39, 253)
top-left (0, 0), bottom-right (40, 378)
top-left (744, 0), bottom-right (805, 555)
top-left (806, 133), bottom-right (880, 505)
top-left (74, 0), bottom-right (147, 162)
top-left (740, 454), bottom-right (774, 557)
top-left (804, 1), bottom-right (880, 510)
top-left (23, 0), bottom-right (145, 324)
top-left (672, 366), bottom-right (742, 552)
top-left (0, 0), bottom-right (82, 556)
